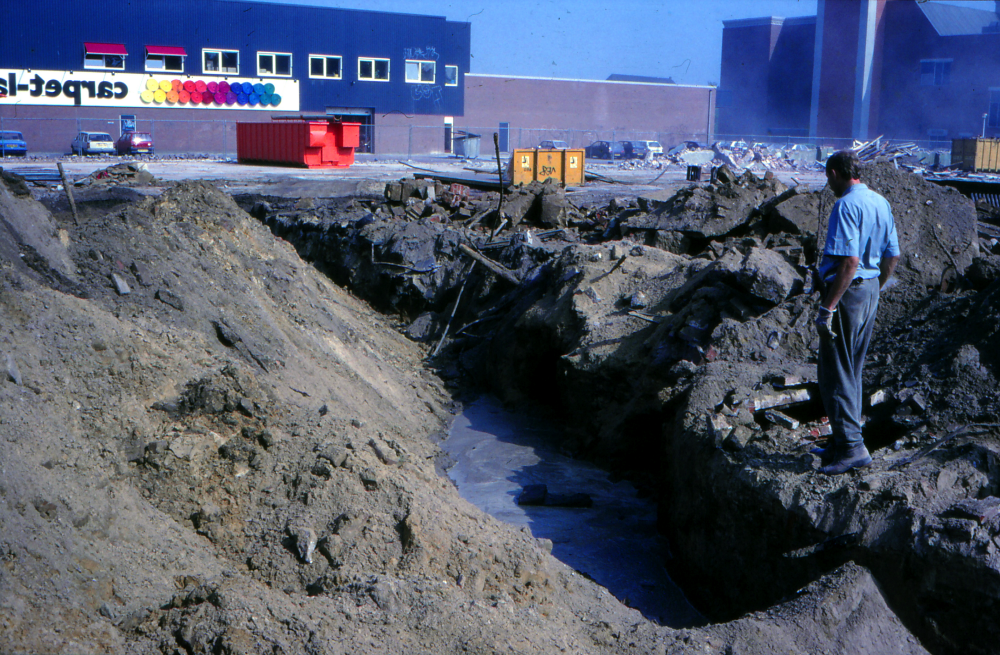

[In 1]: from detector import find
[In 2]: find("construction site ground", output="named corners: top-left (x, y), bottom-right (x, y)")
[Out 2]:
top-left (0, 154), bottom-right (995, 655)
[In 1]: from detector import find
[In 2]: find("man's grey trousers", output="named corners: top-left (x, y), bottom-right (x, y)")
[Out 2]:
top-left (819, 277), bottom-right (880, 449)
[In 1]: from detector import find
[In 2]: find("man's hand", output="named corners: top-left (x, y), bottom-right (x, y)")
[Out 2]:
top-left (815, 306), bottom-right (837, 339)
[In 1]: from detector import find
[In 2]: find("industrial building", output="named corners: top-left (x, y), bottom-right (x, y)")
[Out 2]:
top-left (0, 0), bottom-right (715, 157)
top-left (718, 0), bottom-right (1000, 144)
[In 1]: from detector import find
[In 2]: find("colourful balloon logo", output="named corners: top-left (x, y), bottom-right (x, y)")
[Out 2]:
top-left (139, 78), bottom-right (281, 107)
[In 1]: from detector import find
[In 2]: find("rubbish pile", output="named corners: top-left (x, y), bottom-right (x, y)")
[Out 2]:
top-left (74, 161), bottom-right (157, 186)
top-left (851, 135), bottom-right (920, 162)
top-left (663, 139), bottom-right (952, 176)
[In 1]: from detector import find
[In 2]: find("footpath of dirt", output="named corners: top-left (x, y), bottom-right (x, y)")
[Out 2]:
top-left (0, 175), bottom-right (933, 654)
top-left (248, 161), bottom-right (1000, 655)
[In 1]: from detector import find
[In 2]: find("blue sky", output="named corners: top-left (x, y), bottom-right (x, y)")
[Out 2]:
top-left (240, 0), bottom-right (985, 86)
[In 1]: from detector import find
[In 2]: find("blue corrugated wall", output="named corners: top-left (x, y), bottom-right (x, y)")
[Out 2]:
top-left (0, 0), bottom-right (469, 116)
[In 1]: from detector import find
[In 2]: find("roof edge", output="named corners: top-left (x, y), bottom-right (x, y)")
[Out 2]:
top-left (466, 73), bottom-right (715, 89)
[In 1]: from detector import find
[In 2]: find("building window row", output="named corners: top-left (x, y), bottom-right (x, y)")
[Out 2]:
top-left (79, 43), bottom-right (460, 85)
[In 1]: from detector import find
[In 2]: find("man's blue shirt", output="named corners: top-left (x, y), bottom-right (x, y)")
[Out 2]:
top-left (819, 183), bottom-right (899, 282)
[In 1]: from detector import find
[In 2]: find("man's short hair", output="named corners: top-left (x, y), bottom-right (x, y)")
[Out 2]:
top-left (826, 150), bottom-right (861, 180)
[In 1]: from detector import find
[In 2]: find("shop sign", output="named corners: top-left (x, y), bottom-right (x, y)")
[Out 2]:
top-left (0, 69), bottom-right (299, 110)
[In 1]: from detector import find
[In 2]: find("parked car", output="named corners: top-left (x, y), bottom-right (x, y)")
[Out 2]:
top-left (539, 140), bottom-right (569, 149)
top-left (115, 131), bottom-right (154, 155)
top-left (71, 131), bottom-right (114, 156)
top-left (630, 139), bottom-right (663, 157)
top-left (622, 140), bottom-right (650, 159)
top-left (584, 140), bottom-right (626, 160)
top-left (0, 131), bottom-right (27, 157)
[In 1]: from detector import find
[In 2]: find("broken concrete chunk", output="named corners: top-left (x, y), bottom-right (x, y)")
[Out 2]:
top-left (773, 375), bottom-right (804, 389)
top-left (736, 248), bottom-right (802, 304)
top-left (707, 414), bottom-right (733, 441)
top-left (129, 261), bottom-right (154, 286)
top-left (5, 353), bottom-right (21, 385)
top-left (869, 389), bottom-right (887, 406)
top-left (155, 288), bottom-right (184, 311)
top-left (767, 191), bottom-right (822, 236)
top-left (368, 438), bottom-right (398, 466)
top-left (316, 443), bottom-right (348, 468)
top-left (724, 427), bottom-right (752, 451)
top-left (764, 410), bottom-right (800, 430)
top-left (290, 525), bottom-right (317, 564)
top-left (540, 189), bottom-right (570, 227)
top-left (749, 388), bottom-right (811, 413)
top-left (111, 273), bottom-right (131, 295)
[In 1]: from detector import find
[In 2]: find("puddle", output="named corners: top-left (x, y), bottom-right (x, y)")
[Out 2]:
top-left (443, 395), bottom-right (703, 627)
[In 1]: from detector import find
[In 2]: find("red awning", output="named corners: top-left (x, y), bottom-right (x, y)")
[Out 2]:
top-left (84, 42), bottom-right (127, 56)
top-left (145, 45), bottom-right (187, 57)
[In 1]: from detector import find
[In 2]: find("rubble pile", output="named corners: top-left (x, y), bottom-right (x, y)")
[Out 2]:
top-left (74, 161), bottom-right (157, 187)
top-left (661, 139), bottom-right (952, 178)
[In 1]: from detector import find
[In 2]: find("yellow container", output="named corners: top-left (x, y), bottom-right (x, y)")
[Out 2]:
top-left (535, 149), bottom-right (564, 183)
top-left (563, 149), bottom-right (585, 186)
top-left (510, 150), bottom-right (536, 186)
top-left (508, 148), bottom-right (586, 186)
top-left (952, 138), bottom-right (1000, 172)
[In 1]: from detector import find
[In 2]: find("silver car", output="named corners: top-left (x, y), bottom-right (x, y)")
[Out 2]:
top-left (71, 131), bottom-right (114, 156)
top-left (631, 140), bottom-right (663, 157)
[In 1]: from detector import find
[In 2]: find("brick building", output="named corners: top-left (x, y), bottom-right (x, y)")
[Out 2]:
top-left (718, 0), bottom-right (1000, 143)
top-left (0, 0), bottom-right (715, 156)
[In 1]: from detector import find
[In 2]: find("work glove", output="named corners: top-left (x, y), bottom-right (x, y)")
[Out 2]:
top-left (815, 305), bottom-right (837, 340)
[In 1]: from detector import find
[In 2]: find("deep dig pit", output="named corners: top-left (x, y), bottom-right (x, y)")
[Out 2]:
top-left (242, 163), bottom-right (1000, 655)
top-left (0, 166), bottom-right (977, 654)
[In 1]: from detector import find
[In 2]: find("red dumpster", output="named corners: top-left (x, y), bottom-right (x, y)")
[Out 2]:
top-left (236, 121), bottom-right (361, 169)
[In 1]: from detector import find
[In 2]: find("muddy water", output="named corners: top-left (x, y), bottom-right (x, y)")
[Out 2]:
top-left (443, 395), bottom-right (703, 627)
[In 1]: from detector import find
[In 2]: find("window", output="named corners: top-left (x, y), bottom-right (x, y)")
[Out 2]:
top-left (309, 55), bottom-right (342, 79)
top-left (920, 59), bottom-right (951, 86)
top-left (83, 43), bottom-right (126, 70)
top-left (405, 59), bottom-right (435, 84)
top-left (203, 49), bottom-right (239, 74)
top-left (445, 65), bottom-right (458, 86)
top-left (258, 52), bottom-right (292, 77)
top-left (358, 57), bottom-right (390, 81)
top-left (146, 55), bottom-right (183, 72)
top-left (85, 54), bottom-right (125, 70)
top-left (145, 46), bottom-right (186, 72)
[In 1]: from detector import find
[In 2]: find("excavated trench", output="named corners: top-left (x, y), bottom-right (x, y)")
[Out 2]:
top-left (231, 164), bottom-right (1000, 655)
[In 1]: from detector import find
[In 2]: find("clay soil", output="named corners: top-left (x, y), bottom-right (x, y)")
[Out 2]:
top-left (0, 159), bottom-right (987, 654)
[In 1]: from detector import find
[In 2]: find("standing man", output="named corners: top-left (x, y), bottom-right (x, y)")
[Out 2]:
top-left (814, 150), bottom-right (900, 475)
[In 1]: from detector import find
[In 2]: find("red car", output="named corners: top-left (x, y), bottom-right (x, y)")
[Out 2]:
top-left (115, 131), bottom-right (154, 155)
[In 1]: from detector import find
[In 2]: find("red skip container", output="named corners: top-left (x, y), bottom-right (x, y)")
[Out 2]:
top-left (236, 121), bottom-right (361, 168)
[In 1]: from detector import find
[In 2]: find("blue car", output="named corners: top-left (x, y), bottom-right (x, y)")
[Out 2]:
top-left (0, 131), bottom-right (27, 157)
